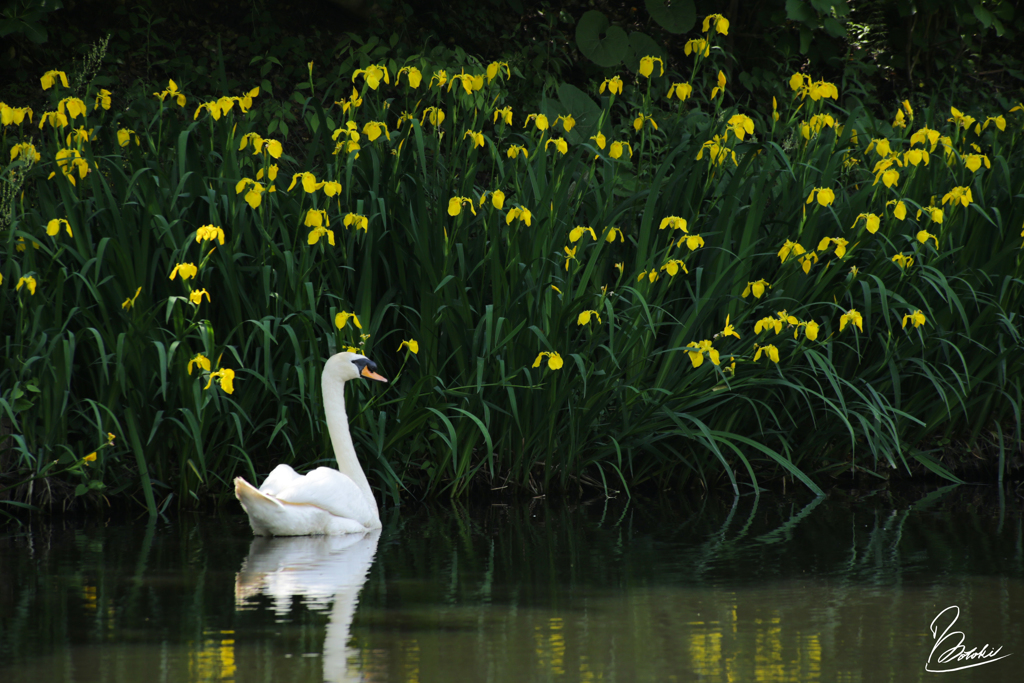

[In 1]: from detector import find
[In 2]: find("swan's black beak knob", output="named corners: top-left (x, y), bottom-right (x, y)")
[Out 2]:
top-left (355, 358), bottom-right (388, 382)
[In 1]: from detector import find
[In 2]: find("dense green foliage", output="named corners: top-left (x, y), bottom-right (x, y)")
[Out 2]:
top-left (2, 5), bottom-right (1023, 516)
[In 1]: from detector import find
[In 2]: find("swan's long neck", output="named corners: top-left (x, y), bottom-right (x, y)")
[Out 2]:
top-left (322, 376), bottom-right (378, 518)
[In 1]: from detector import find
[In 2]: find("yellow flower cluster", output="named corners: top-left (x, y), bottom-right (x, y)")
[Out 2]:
top-left (193, 88), bottom-right (259, 120)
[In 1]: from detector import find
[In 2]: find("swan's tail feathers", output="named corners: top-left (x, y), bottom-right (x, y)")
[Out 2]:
top-left (235, 477), bottom-right (286, 536)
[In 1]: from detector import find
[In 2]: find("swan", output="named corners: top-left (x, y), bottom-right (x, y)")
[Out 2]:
top-left (234, 352), bottom-right (387, 535)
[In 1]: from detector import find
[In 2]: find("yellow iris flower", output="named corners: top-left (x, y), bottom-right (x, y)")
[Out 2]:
top-left (39, 110), bottom-right (68, 129)
top-left (891, 253), bottom-right (914, 270)
top-left (40, 70), bottom-right (69, 90)
top-left (448, 197), bottom-right (477, 217)
top-left (570, 226), bottom-right (597, 243)
top-left (684, 39), bottom-right (710, 58)
top-left (942, 186), bottom-right (973, 207)
top-left (153, 79), bottom-right (187, 107)
top-left (53, 148), bottom-right (89, 185)
top-left (710, 71), bottom-right (727, 100)
top-left (599, 76), bottom-right (623, 95)
top-left (563, 245), bottom-right (578, 270)
top-left (816, 236), bottom-right (849, 258)
top-left (633, 113), bottom-right (658, 132)
top-left (755, 316), bottom-right (782, 334)
top-left (363, 121), bottom-right (390, 142)
top-left (963, 154), bottom-right (990, 172)
top-left (702, 13), bottom-right (729, 35)
top-left (660, 259), bottom-right (688, 276)
top-left (609, 141), bottom-right (633, 159)
top-left (397, 339), bottom-right (420, 354)
top-left (397, 66), bottom-right (422, 88)
top-left (344, 213), bottom-right (369, 231)
top-left (204, 368), bottom-right (235, 394)
top-left (122, 287), bottom-right (142, 310)
top-left (982, 115), bottom-right (1005, 131)
top-left (335, 311), bottom-right (362, 329)
top-left (947, 107), bottom-right (975, 130)
top-left (235, 178), bottom-right (265, 209)
top-left (46, 218), bottom-right (73, 238)
top-left (122, 286), bottom-right (143, 311)
top-left (660, 216), bottom-right (688, 232)
top-left (720, 315), bottom-right (741, 339)
top-left (696, 135), bottom-right (736, 166)
top-left (545, 137), bottom-right (568, 154)
top-left (902, 310), bottom-right (927, 329)
top-left (726, 114), bottom-right (754, 141)
top-left (886, 199), bottom-right (907, 221)
top-left (352, 64), bottom-right (390, 90)
top-left (917, 207), bottom-right (943, 225)
top-left (421, 107), bottom-right (445, 127)
top-left (839, 309), bottom-right (863, 333)
top-left (532, 352), bottom-right (564, 370)
top-left (667, 82), bottom-right (692, 101)
top-left (169, 263), bottom-right (198, 281)
top-left (117, 128), bottom-right (139, 147)
top-left (850, 213), bottom-right (880, 234)
top-left (10, 142), bottom-right (41, 163)
top-left (916, 229), bottom-right (939, 249)
top-left (524, 113), bottom-right (549, 131)
top-left (777, 239), bottom-right (806, 263)
top-left (307, 226), bottom-right (335, 246)
top-left (16, 276), bottom-right (37, 295)
top-left (799, 252), bottom-right (818, 274)
top-left (677, 234), bottom-right (704, 251)
top-left (195, 225), bottom-right (226, 244)
top-left (753, 344), bottom-right (780, 363)
top-left (687, 340), bottom-right (720, 368)
top-left (639, 55), bottom-right (664, 78)
top-left (486, 61), bottom-right (510, 82)
top-left (805, 187), bottom-right (835, 206)
top-left (506, 207), bottom-right (532, 226)
top-left (429, 70), bottom-right (448, 88)
top-left (910, 127), bottom-right (940, 151)
top-left (304, 208), bottom-right (329, 228)
top-left (742, 279), bottom-right (771, 299)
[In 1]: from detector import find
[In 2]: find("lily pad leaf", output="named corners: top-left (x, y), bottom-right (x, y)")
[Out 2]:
top-left (576, 10), bottom-right (628, 67)
top-left (644, 0), bottom-right (696, 34)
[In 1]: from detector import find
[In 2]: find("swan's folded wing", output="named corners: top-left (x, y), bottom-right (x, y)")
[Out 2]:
top-left (272, 467), bottom-right (378, 528)
top-left (259, 464), bottom-right (304, 497)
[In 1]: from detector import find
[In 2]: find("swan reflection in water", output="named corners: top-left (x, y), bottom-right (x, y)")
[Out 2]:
top-left (235, 530), bottom-right (381, 682)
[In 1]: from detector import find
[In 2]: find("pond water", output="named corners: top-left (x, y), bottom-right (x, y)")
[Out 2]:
top-left (1, 486), bottom-right (1022, 682)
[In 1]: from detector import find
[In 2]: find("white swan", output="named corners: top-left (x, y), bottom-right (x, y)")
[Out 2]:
top-left (234, 352), bottom-right (387, 535)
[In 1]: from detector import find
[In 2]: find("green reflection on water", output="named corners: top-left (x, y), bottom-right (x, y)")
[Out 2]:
top-left (1, 491), bottom-right (1022, 682)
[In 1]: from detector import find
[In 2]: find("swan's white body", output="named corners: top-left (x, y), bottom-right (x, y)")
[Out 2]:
top-left (234, 352), bottom-right (386, 536)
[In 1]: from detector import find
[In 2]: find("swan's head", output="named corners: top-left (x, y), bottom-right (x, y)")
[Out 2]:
top-left (325, 352), bottom-right (388, 384)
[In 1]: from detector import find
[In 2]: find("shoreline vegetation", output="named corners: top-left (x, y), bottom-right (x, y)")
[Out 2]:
top-left (1, 1), bottom-right (1022, 518)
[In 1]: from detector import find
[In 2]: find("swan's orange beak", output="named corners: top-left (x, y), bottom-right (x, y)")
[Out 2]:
top-left (361, 366), bottom-right (388, 382)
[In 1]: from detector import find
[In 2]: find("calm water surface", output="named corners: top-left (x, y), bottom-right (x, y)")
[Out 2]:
top-left (1, 487), bottom-right (1022, 682)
